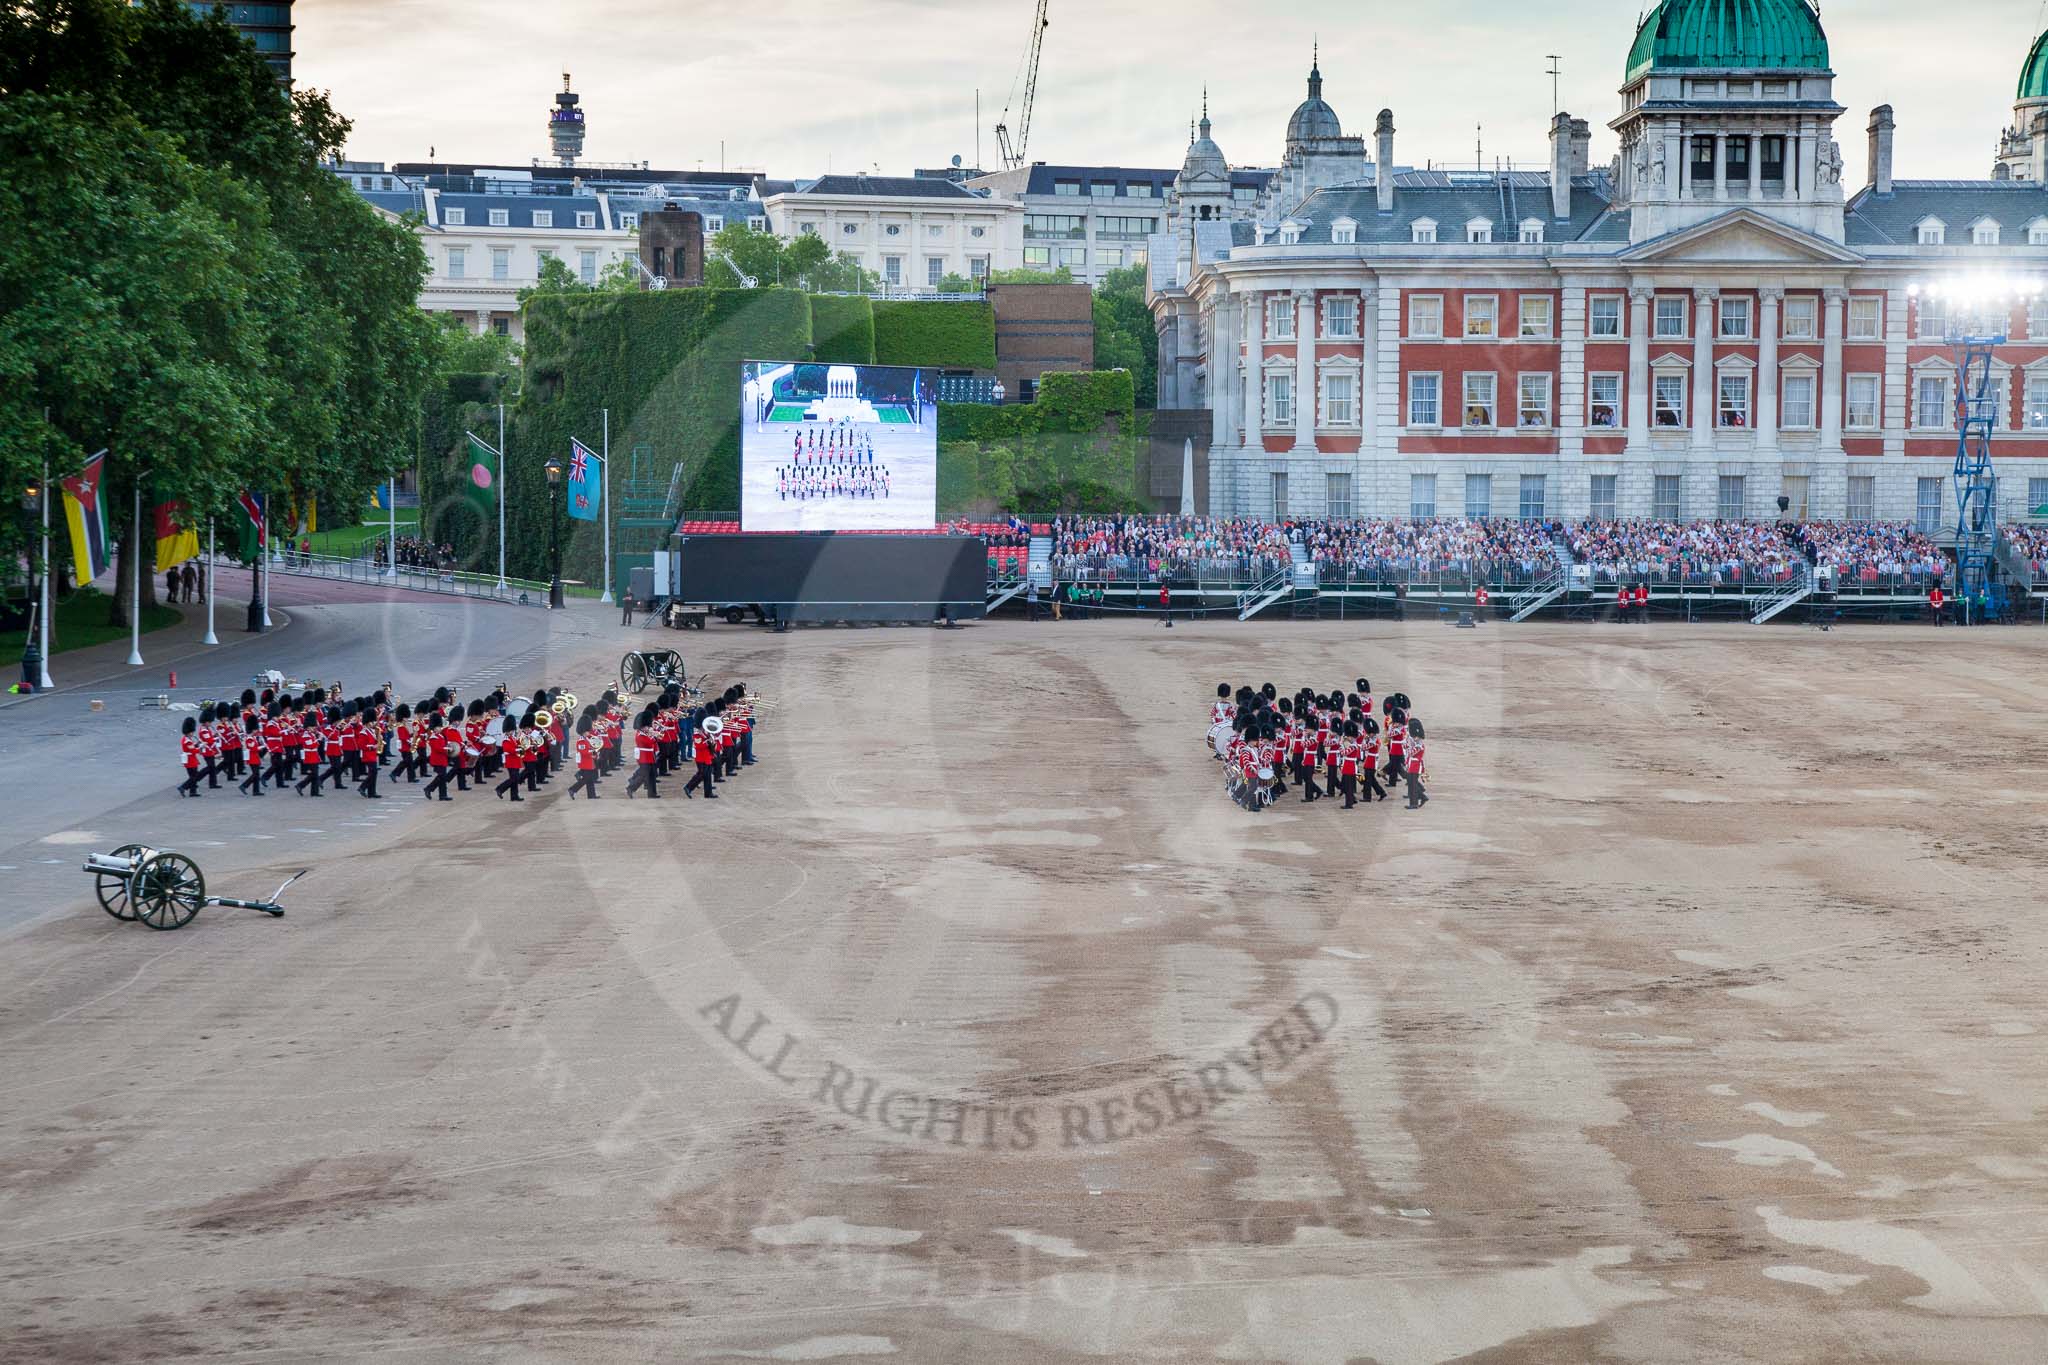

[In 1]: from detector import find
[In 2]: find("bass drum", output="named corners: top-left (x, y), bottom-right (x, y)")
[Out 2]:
top-left (1207, 721), bottom-right (1233, 755)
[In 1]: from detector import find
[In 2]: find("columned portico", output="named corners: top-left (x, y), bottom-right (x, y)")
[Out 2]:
top-left (1756, 286), bottom-right (1782, 451)
top-left (1820, 286), bottom-right (1846, 455)
top-left (1627, 285), bottom-right (1653, 452)
top-left (1691, 287), bottom-right (1718, 452)
top-left (1292, 289), bottom-right (1317, 453)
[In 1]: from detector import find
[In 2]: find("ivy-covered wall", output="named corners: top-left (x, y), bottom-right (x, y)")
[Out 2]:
top-left (936, 370), bottom-right (1146, 517)
top-left (874, 299), bottom-right (997, 370)
top-left (808, 294), bottom-right (874, 364)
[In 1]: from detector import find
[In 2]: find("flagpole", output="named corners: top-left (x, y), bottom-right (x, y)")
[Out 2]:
top-left (387, 470), bottom-right (398, 579)
top-left (201, 518), bottom-right (218, 645)
top-left (126, 481), bottom-right (142, 667)
top-left (261, 496), bottom-right (272, 629)
top-left (496, 402), bottom-right (508, 592)
top-left (599, 407), bottom-right (614, 604)
top-left (38, 453), bottom-right (53, 690)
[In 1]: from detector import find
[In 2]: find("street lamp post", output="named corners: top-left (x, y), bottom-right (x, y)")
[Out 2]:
top-left (19, 477), bottom-right (43, 690)
top-left (544, 455), bottom-right (565, 609)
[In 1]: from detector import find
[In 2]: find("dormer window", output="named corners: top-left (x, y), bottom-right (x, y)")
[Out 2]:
top-left (1466, 218), bottom-right (1493, 244)
top-left (1411, 218), bottom-right (1437, 244)
top-left (1917, 217), bottom-right (1946, 246)
top-left (488, 208), bottom-right (509, 227)
top-left (1518, 219), bottom-right (1544, 244)
top-left (1278, 220), bottom-right (1303, 245)
top-left (1972, 218), bottom-right (2001, 246)
top-left (2030, 217), bottom-right (2048, 245)
top-left (1331, 217), bottom-right (1357, 244)
top-left (444, 207), bottom-right (466, 226)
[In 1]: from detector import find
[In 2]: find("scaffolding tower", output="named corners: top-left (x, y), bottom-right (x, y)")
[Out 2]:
top-left (1949, 330), bottom-right (2003, 620)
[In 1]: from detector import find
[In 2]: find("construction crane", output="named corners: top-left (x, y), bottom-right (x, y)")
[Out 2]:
top-left (994, 0), bottom-right (1049, 172)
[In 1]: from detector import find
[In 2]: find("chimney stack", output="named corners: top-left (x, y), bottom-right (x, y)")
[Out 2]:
top-left (1549, 112), bottom-right (1574, 219)
top-left (1569, 118), bottom-right (1592, 176)
top-left (2032, 110), bottom-right (2048, 184)
top-left (1376, 110), bottom-right (1396, 213)
top-left (1866, 105), bottom-right (1895, 196)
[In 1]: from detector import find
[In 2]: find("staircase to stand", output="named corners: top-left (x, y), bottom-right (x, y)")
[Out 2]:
top-left (988, 535), bottom-right (1050, 611)
top-left (1507, 565), bottom-right (1568, 622)
top-left (1750, 566), bottom-right (1813, 624)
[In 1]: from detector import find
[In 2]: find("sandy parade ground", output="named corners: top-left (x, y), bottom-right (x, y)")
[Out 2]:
top-left (5, 612), bottom-right (2048, 1363)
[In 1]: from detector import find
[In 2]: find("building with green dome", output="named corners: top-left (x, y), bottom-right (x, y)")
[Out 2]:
top-left (1994, 29), bottom-right (2048, 179)
top-left (1146, 7), bottom-right (2048, 530)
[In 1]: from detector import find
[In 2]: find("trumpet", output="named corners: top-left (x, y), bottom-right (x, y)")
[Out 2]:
top-left (552, 691), bottom-right (577, 716)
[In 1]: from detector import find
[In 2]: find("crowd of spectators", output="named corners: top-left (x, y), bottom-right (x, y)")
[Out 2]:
top-left (1302, 518), bottom-right (1564, 582)
top-left (2002, 524), bottom-right (2048, 577)
top-left (370, 536), bottom-right (455, 571)
top-left (1032, 510), bottom-right (1964, 591)
top-left (1049, 515), bottom-right (1294, 580)
top-left (1795, 521), bottom-right (1949, 587)
top-left (1566, 520), bottom-right (1804, 585)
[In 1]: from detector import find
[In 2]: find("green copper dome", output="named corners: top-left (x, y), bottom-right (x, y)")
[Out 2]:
top-left (2021, 30), bottom-right (2048, 101)
top-left (1625, 0), bottom-right (1829, 83)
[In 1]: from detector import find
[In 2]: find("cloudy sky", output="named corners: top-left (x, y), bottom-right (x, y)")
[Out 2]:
top-left (300, 0), bottom-right (2043, 188)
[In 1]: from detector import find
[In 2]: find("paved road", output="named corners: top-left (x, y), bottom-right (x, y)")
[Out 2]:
top-left (0, 584), bottom-right (618, 935)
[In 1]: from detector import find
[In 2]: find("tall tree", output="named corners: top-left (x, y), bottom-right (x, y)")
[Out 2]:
top-left (1092, 265), bottom-right (1158, 409)
top-left (0, 0), bottom-right (435, 608)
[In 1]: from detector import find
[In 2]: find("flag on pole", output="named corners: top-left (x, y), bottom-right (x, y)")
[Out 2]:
top-left (152, 500), bottom-right (201, 574)
top-left (59, 450), bottom-right (112, 583)
top-left (567, 438), bottom-right (602, 521)
top-left (463, 433), bottom-right (498, 524)
top-left (236, 489), bottom-right (267, 560)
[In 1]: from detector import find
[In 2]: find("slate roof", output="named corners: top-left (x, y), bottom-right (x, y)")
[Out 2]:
top-left (786, 175), bottom-right (986, 200)
top-left (1843, 181), bottom-right (2048, 245)
top-left (1264, 173), bottom-right (1621, 245)
top-left (433, 193), bottom-right (610, 231)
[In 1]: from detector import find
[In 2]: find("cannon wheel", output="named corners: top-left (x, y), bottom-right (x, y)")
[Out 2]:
top-left (621, 652), bottom-right (649, 695)
top-left (131, 852), bottom-right (207, 931)
top-left (95, 843), bottom-right (146, 921)
top-left (651, 650), bottom-right (682, 688)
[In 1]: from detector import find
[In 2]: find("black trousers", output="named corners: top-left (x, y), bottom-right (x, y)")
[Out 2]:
top-left (423, 766), bottom-right (453, 800)
top-left (567, 769), bottom-right (599, 799)
top-left (200, 756), bottom-right (220, 789)
top-left (359, 760), bottom-right (380, 797)
top-left (1339, 771), bottom-right (1357, 808)
top-left (1361, 769), bottom-right (1387, 802)
top-left (295, 763), bottom-right (324, 796)
top-left (495, 768), bottom-right (524, 800)
top-left (240, 759), bottom-right (264, 795)
top-left (268, 752), bottom-right (289, 787)
top-left (683, 761), bottom-right (717, 797)
top-left (625, 762), bottom-right (659, 798)
top-left (1405, 769), bottom-right (1426, 807)
top-left (178, 766), bottom-right (201, 797)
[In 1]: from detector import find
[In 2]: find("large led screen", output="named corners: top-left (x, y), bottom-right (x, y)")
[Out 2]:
top-left (740, 361), bottom-right (938, 531)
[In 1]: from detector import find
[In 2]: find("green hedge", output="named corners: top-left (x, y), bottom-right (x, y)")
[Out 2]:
top-left (873, 299), bottom-right (997, 369)
top-left (808, 294), bottom-right (875, 364)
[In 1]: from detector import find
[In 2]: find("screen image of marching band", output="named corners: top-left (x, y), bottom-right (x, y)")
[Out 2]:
top-left (740, 360), bottom-right (939, 532)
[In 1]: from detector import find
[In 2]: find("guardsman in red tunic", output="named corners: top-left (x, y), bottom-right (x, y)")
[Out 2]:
top-left (1338, 722), bottom-right (1362, 809)
top-left (494, 719), bottom-right (526, 801)
top-left (1929, 585), bottom-right (1946, 625)
top-left (1383, 711), bottom-right (1406, 786)
top-left (238, 714), bottom-right (266, 796)
top-left (177, 716), bottom-right (204, 797)
top-left (1360, 717), bottom-right (1387, 803)
top-left (1615, 583), bottom-right (1630, 621)
top-left (1403, 717), bottom-right (1429, 809)
top-left (683, 715), bottom-right (720, 799)
top-left (566, 717), bottom-right (601, 799)
top-left (625, 711), bottom-right (662, 799)
top-left (422, 714), bottom-right (456, 802)
top-left (294, 716), bottom-right (327, 797)
top-left (263, 708), bottom-right (288, 789)
top-left (1633, 582), bottom-right (1649, 617)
